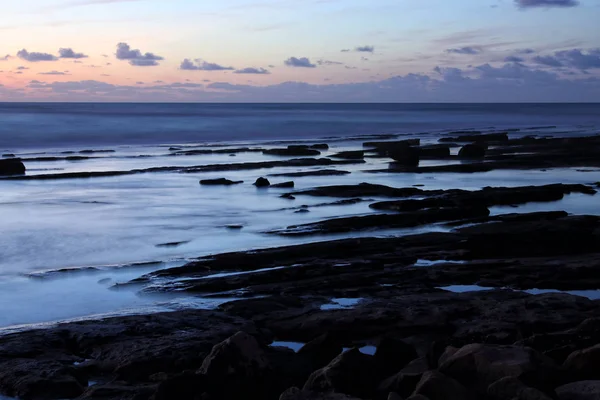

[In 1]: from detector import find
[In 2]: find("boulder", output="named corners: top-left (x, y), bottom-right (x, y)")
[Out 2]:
top-left (298, 333), bottom-right (343, 370)
top-left (439, 344), bottom-right (560, 390)
top-left (272, 181), bottom-right (295, 189)
top-left (377, 358), bottom-right (429, 398)
top-left (413, 371), bottom-right (469, 400)
top-left (331, 151), bottom-right (365, 160)
top-left (487, 376), bottom-right (553, 400)
top-left (458, 144), bottom-right (486, 158)
top-left (255, 177), bottom-right (271, 187)
top-left (564, 344), bottom-right (600, 380)
top-left (0, 158), bottom-right (26, 175)
top-left (556, 381), bottom-right (600, 400)
top-left (419, 145), bottom-right (451, 158)
top-left (374, 337), bottom-right (419, 377)
top-left (389, 146), bottom-right (420, 166)
top-left (280, 387), bottom-right (363, 400)
top-left (197, 331), bottom-right (272, 398)
top-left (304, 348), bottom-right (377, 398)
top-left (199, 178), bottom-right (243, 185)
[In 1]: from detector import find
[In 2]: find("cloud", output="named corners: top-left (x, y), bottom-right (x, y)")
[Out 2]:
top-left (515, 0), bottom-right (579, 7)
top-left (136, 81), bottom-right (144, 84)
top-left (59, 48), bottom-right (88, 59)
top-left (533, 48), bottom-right (600, 69)
top-left (1, 55), bottom-right (9, 61)
top-left (179, 59), bottom-right (234, 71)
top-left (284, 57), bottom-right (316, 68)
top-left (234, 67), bottom-right (270, 74)
top-left (45, 0), bottom-right (143, 11)
top-left (38, 71), bottom-right (70, 75)
top-left (504, 55), bottom-right (525, 62)
top-left (516, 48), bottom-right (536, 54)
top-left (355, 45), bottom-right (375, 53)
top-left (317, 60), bottom-right (343, 66)
top-left (17, 49), bottom-right (58, 62)
top-left (341, 49), bottom-right (350, 53)
top-left (446, 46), bottom-right (483, 55)
top-left (116, 42), bottom-right (164, 66)
top-left (16, 66), bottom-right (29, 70)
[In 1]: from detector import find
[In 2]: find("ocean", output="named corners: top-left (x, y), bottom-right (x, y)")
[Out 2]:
top-left (1, 102), bottom-right (600, 332)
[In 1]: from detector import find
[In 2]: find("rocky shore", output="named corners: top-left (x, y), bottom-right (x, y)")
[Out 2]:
top-left (2, 132), bottom-right (600, 399)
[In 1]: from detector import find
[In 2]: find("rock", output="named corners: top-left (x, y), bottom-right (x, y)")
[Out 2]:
top-left (2, 153), bottom-right (15, 158)
top-left (331, 151), bottom-right (365, 160)
top-left (439, 344), bottom-right (560, 391)
top-left (0, 359), bottom-right (87, 399)
top-left (374, 337), bottom-right (418, 377)
top-left (226, 225), bottom-right (244, 230)
top-left (0, 158), bottom-right (26, 175)
top-left (272, 181), bottom-right (295, 188)
top-left (406, 396), bottom-right (429, 400)
top-left (81, 382), bottom-right (156, 399)
top-left (363, 139), bottom-right (420, 149)
top-left (197, 331), bottom-right (273, 398)
top-left (304, 348), bottom-right (378, 398)
top-left (264, 146), bottom-right (322, 157)
top-left (255, 177), bottom-right (271, 187)
top-left (295, 209), bottom-right (310, 213)
top-left (298, 333), bottom-right (343, 370)
top-left (155, 241), bottom-right (190, 248)
top-left (487, 376), bottom-right (553, 400)
top-left (79, 149), bottom-right (115, 154)
top-left (389, 146), bottom-right (420, 166)
top-left (458, 143), bottom-right (486, 158)
top-left (280, 387), bottom-right (363, 399)
top-left (199, 178), bottom-right (243, 185)
top-left (377, 358), bottom-right (428, 399)
top-left (310, 144), bottom-right (330, 150)
top-left (168, 147), bottom-right (182, 151)
top-left (564, 344), bottom-right (600, 380)
top-left (413, 371), bottom-right (469, 400)
top-left (556, 381), bottom-right (600, 400)
top-left (440, 133), bottom-right (509, 143)
top-left (281, 193), bottom-right (296, 199)
top-left (388, 393), bottom-right (403, 400)
top-left (418, 145), bottom-right (451, 158)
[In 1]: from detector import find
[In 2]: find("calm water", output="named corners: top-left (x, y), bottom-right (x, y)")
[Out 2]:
top-left (1, 103), bottom-right (600, 331)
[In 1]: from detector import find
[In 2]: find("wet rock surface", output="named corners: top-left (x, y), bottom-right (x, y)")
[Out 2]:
top-left (0, 158), bottom-right (26, 175)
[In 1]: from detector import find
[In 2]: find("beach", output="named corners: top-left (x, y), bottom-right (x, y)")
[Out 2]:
top-left (1, 103), bottom-right (600, 399)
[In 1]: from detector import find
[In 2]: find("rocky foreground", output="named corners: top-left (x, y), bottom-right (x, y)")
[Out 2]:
top-left (2, 133), bottom-right (600, 399)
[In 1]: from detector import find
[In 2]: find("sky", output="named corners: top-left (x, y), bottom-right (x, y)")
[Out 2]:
top-left (1, 0), bottom-right (599, 102)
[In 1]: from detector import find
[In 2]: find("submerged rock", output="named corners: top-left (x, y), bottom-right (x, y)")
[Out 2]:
top-left (2, 153), bottom-right (15, 158)
top-left (255, 177), bottom-right (271, 187)
top-left (272, 181), bottom-right (295, 188)
top-left (389, 146), bottom-right (420, 166)
top-left (264, 146), bottom-right (321, 157)
top-left (269, 170), bottom-right (351, 178)
top-left (0, 158), bottom-right (26, 175)
top-left (199, 178), bottom-right (243, 185)
top-left (331, 151), bottom-right (365, 160)
top-left (458, 143), bottom-right (486, 158)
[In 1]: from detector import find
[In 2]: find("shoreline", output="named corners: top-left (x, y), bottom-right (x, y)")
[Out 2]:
top-left (2, 128), bottom-right (600, 399)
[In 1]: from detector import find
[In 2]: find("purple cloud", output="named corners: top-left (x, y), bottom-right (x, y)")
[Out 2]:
top-left (234, 67), bottom-right (270, 74)
top-left (446, 46), bottom-right (483, 55)
top-left (515, 0), bottom-right (579, 7)
top-left (116, 43), bottom-right (164, 66)
top-left (17, 49), bottom-right (58, 62)
top-left (533, 48), bottom-right (600, 69)
top-left (38, 71), bottom-right (71, 75)
top-left (179, 59), bottom-right (234, 71)
top-left (284, 57), bottom-right (316, 68)
top-left (317, 60), bottom-right (343, 66)
top-left (505, 55), bottom-right (525, 62)
top-left (59, 48), bottom-right (88, 59)
top-left (355, 45), bottom-right (375, 53)
top-left (1, 55), bottom-right (10, 61)
top-left (16, 66), bottom-right (29, 70)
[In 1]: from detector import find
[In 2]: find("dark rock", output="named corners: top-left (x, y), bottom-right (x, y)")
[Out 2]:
top-left (0, 158), bottom-right (26, 175)
top-left (199, 178), bottom-right (243, 185)
top-left (377, 358), bottom-right (429, 399)
top-left (331, 151), bottom-right (365, 160)
top-left (81, 382), bottom-right (156, 399)
top-left (564, 344), bottom-right (600, 380)
top-left (280, 387), bottom-right (363, 399)
top-left (388, 393), bottom-right (403, 400)
top-left (363, 139), bottom-right (420, 149)
top-left (255, 177), bottom-right (271, 187)
top-left (419, 145), bottom-right (451, 158)
top-left (310, 144), bottom-right (330, 150)
top-left (2, 153), bottom-right (15, 158)
top-left (439, 344), bottom-right (560, 391)
top-left (374, 337), bottom-right (418, 377)
top-left (0, 359), bottom-right (86, 399)
top-left (269, 170), bottom-right (351, 178)
top-left (292, 183), bottom-right (431, 198)
top-left (264, 146), bottom-right (322, 157)
top-left (168, 147), bottom-right (182, 151)
top-left (304, 348), bottom-right (378, 398)
top-left (298, 333), bottom-right (343, 370)
top-left (272, 181), bottom-right (295, 188)
top-left (406, 396), bottom-right (430, 400)
top-left (458, 144), bottom-right (486, 158)
top-left (155, 241), bottom-right (190, 248)
top-left (389, 146), bottom-right (420, 166)
top-left (295, 209), bottom-right (310, 213)
top-left (556, 381), bottom-right (600, 400)
top-left (413, 371), bottom-right (469, 400)
top-left (487, 376), bottom-right (553, 400)
top-left (226, 225), bottom-right (244, 230)
top-left (79, 149), bottom-right (115, 154)
top-left (281, 193), bottom-right (296, 199)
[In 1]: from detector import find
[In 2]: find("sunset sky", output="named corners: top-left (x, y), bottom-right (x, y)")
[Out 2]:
top-left (1, 0), bottom-right (599, 101)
